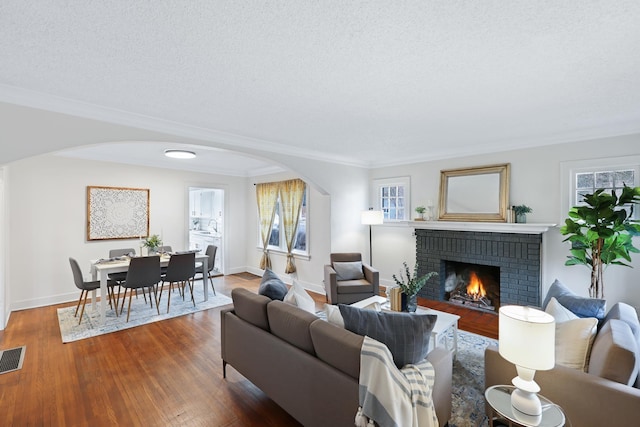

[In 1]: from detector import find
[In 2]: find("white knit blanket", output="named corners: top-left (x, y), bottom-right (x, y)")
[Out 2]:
top-left (355, 336), bottom-right (438, 427)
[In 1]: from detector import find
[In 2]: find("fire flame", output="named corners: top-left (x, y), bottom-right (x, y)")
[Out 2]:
top-left (466, 271), bottom-right (486, 300)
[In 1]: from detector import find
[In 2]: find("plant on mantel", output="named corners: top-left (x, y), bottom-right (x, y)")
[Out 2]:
top-left (560, 185), bottom-right (640, 299)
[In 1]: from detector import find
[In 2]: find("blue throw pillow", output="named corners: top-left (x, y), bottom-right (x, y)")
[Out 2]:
top-left (338, 304), bottom-right (437, 368)
top-left (258, 268), bottom-right (288, 301)
top-left (542, 279), bottom-right (606, 320)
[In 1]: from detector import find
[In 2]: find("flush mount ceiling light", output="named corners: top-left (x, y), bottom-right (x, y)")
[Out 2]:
top-left (164, 149), bottom-right (196, 159)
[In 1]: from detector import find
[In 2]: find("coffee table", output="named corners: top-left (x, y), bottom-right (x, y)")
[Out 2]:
top-left (352, 295), bottom-right (460, 359)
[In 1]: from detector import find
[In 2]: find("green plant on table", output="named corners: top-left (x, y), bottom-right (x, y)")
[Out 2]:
top-left (143, 234), bottom-right (162, 250)
top-left (392, 261), bottom-right (438, 297)
top-left (560, 185), bottom-right (640, 299)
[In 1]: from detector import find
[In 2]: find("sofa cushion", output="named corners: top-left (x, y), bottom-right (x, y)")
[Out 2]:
top-left (324, 303), bottom-right (345, 328)
top-left (545, 297), bottom-right (579, 323)
top-left (588, 319), bottom-right (639, 386)
top-left (336, 280), bottom-right (374, 294)
top-left (231, 288), bottom-right (271, 331)
top-left (310, 319), bottom-right (364, 380)
top-left (603, 302), bottom-right (640, 387)
top-left (267, 300), bottom-right (318, 355)
top-left (333, 261), bottom-right (364, 280)
top-left (258, 268), bottom-right (288, 301)
top-left (338, 303), bottom-right (437, 368)
top-left (555, 317), bottom-right (598, 371)
top-left (283, 280), bottom-right (316, 314)
top-left (542, 279), bottom-right (606, 320)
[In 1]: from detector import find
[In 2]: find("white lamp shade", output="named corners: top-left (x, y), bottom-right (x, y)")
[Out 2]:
top-left (361, 210), bottom-right (384, 225)
top-left (499, 305), bottom-right (555, 371)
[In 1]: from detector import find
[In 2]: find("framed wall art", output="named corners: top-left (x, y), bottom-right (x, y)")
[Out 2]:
top-left (87, 186), bottom-right (150, 241)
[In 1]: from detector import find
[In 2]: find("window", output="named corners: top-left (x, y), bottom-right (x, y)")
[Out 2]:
top-left (575, 169), bottom-right (635, 205)
top-left (268, 188), bottom-right (307, 253)
top-left (561, 156), bottom-right (640, 222)
top-left (373, 176), bottom-right (411, 221)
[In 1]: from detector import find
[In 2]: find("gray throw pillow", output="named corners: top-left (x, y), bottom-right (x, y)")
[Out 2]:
top-left (338, 304), bottom-right (437, 368)
top-left (542, 279), bottom-right (606, 320)
top-left (258, 268), bottom-right (288, 301)
top-left (333, 261), bottom-right (364, 280)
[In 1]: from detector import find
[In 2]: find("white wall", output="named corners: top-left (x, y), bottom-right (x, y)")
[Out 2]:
top-left (369, 134), bottom-right (640, 311)
top-left (6, 154), bottom-right (247, 311)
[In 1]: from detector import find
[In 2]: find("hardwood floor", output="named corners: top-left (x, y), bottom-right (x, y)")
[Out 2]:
top-left (0, 274), bottom-right (497, 426)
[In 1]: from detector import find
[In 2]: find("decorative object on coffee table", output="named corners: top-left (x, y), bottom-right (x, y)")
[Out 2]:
top-left (392, 261), bottom-right (438, 312)
top-left (560, 185), bottom-right (640, 298)
top-left (512, 204), bottom-right (532, 223)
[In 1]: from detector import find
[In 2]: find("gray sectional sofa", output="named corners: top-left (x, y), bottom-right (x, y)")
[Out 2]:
top-left (485, 301), bottom-right (640, 426)
top-left (221, 288), bottom-right (453, 426)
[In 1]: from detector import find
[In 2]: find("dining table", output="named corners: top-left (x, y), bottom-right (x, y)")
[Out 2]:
top-left (89, 252), bottom-right (209, 325)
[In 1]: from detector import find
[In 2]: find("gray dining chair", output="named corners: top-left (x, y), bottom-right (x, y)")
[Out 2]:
top-left (69, 257), bottom-right (118, 324)
top-left (119, 255), bottom-right (161, 322)
top-left (108, 248), bottom-right (136, 307)
top-left (194, 245), bottom-right (217, 295)
top-left (158, 252), bottom-right (196, 312)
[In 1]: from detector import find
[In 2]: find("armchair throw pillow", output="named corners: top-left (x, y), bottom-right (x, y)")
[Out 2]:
top-left (333, 261), bottom-right (365, 281)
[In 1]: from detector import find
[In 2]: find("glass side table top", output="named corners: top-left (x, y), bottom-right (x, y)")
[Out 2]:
top-left (485, 385), bottom-right (565, 427)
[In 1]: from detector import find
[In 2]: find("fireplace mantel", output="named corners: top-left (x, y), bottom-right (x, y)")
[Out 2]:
top-left (410, 221), bottom-right (556, 234)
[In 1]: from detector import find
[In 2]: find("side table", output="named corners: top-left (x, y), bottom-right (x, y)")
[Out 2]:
top-left (485, 385), bottom-right (565, 427)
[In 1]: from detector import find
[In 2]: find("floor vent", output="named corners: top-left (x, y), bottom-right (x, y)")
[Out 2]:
top-left (0, 346), bottom-right (26, 374)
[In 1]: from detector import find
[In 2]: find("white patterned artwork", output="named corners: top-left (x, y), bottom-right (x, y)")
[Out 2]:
top-left (87, 186), bottom-right (149, 240)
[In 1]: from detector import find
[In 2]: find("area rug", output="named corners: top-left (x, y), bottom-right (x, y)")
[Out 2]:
top-left (450, 330), bottom-right (498, 427)
top-left (57, 282), bottom-right (232, 343)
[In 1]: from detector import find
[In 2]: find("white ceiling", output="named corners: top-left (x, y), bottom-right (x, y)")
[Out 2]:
top-left (1, 1), bottom-right (640, 176)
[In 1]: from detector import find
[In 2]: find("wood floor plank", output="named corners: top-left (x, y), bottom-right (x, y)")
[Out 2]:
top-left (0, 273), bottom-right (497, 426)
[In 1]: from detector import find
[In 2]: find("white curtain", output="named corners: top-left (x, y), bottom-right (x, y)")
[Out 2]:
top-left (256, 182), bottom-right (279, 270)
top-left (279, 179), bottom-right (306, 273)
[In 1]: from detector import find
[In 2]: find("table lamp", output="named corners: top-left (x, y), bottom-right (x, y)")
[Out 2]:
top-left (498, 305), bottom-right (555, 424)
top-left (361, 208), bottom-right (384, 266)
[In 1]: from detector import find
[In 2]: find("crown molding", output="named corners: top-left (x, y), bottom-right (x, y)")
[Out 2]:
top-left (0, 84), bottom-right (368, 168)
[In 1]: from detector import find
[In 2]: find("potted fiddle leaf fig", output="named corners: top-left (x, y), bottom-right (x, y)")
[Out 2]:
top-left (392, 261), bottom-right (438, 312)
top-left (560, 185), bottom-right (640, 299)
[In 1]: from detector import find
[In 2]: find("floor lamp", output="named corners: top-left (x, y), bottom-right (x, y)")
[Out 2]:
top-left (361, 209), bottom-right (384, 266)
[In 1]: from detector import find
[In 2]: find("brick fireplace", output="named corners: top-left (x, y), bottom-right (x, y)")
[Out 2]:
top-left (415, 226), bottom-right (545, 311)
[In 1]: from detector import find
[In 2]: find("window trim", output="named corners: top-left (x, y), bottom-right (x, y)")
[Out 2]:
top-left (372, 176), bottom-right (411, 222)
top-left (560, 155), bottom-right (640, 223)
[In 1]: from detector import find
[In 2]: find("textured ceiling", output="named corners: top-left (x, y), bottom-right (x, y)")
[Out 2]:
top-left (1, 1), bottom-right (640, 174)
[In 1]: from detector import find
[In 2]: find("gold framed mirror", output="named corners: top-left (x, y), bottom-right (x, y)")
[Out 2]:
top-left (438, 163), bottom-right (510, 222)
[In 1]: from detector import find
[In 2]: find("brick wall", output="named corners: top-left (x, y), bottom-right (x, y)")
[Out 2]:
top-left (415, 229), bottom-right (542, 307)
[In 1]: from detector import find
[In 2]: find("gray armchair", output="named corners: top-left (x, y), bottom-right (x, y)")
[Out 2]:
top-left (324, 252), bottom-right (379, 304)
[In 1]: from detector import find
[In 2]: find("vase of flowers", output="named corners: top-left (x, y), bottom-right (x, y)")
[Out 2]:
top-left (143, 234), bottom-right (162, 255)
top-left (392, 261), bottom-right (438, 312)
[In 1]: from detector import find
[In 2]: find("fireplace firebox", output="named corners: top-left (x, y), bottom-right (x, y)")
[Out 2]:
top-left (443, 260), bottom-right (500, 312)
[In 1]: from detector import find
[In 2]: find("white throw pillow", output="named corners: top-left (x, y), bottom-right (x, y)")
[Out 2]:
top-left (324, 303), bottom-right (345, 328)
top-left (555, 317), bottom-right (598, 371)
top-left (333, 261), bottom-right (365, 280)
top-left (545, 297), bottom-right (579, 323)
top-left (284, 280), bottom-right (316, 314)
